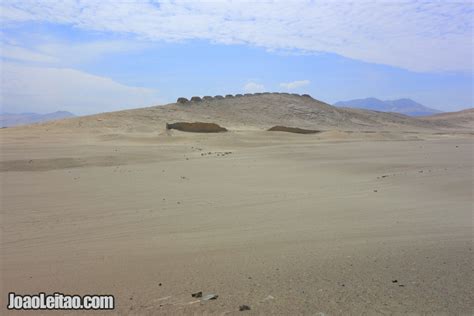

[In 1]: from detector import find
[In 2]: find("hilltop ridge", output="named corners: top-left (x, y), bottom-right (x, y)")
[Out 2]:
top-left (3, 93), bottom-right (470, 134)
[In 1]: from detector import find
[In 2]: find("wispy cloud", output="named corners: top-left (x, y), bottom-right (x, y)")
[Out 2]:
top-left (1, 0), bottom-right (472, 72)
top-left (1, 36), bottom-right (147, 66)
top-left (280, 80), bottom-right (310, 91)
top-left (36, 40), bottom-right (149, 65)
top-left (243, 81), bottom-right (265, 93)
top-left (1, 62), bottom-right (160, 114)
top-left (1, 44), bottom-right (58, 63)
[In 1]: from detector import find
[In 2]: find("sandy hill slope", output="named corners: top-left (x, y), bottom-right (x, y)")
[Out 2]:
top-left (3, 93), bottom-right (470, 134)
top-left (0, 111), bottom-right (75, 127)
top-left (419, 108), bottom-right (474, 129)
top-left (335, 97), bottom-right (442, 116)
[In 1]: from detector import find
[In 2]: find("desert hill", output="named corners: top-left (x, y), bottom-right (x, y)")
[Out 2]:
top-left (9, 93), bottom-right (469, 135)
top-left (419, 108), bottom-right (474, 129)
top-left (335, 97), bottom-right (442, 116)
top-left (0, 111), bottom-right (75, 127)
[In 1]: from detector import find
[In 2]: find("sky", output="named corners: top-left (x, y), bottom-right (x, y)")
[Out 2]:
top-left (0, 0), bottom-right (473, 115)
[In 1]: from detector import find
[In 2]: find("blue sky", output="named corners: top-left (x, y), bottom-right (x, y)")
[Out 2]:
top-left (1, 0), bottom-right (472, 115)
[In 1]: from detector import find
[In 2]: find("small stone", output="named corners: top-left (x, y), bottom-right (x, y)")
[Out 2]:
top-left (202, 294), bottom-right (218, 301)
top-left (262, 295), bottom-right (274, 302)
top-left (191, 291), bottom-right (202, 298)
top-left (239, 305), bottom-right (251, 311)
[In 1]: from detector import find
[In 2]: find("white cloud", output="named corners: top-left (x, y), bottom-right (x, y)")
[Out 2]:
top-left (36, 40), bottom-right (149, 65)
top-left (280, 80), bottom-right (310, 91)
top-left (0, 1), bottom-right (472, 72)
top-left (0, 62), bottom-right (160, 115)
top-left (1, 37), bottom-right (147, 66)
top-left (1, 44), bottom-right (58, 63)
top-left (243, 82), bottom-right (265, 93)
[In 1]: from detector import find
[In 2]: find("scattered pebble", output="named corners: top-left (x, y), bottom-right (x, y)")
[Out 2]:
top-left (191, 291), bottom-right (202, 298)
top-left (262, 295), bottom-right (274, 302)
top-left (202, 294), bottom-right (218, 301)
top-left (239, 305), bottom-right (251, 311)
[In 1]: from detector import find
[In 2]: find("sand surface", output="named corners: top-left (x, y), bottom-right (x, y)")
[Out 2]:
top-left (1, 128), bottom-right (473, 315)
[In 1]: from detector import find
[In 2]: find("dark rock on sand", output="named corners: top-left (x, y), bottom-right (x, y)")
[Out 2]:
top-left (239, 305), bottom-right (251, 311)
top-left (191, 291), bottom-right (202, 298)
top-left (268, 126), bottom-right (321, 134)
top-left (166, 122), bottom-right (228, 133)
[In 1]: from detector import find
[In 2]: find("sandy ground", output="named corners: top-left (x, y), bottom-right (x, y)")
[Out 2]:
top-left (0, 129), bottom-right (473, 315)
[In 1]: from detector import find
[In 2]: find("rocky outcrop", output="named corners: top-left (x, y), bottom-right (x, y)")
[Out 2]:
top-left (166, 122), bottom-right (228, 133)
top-left (177, 97), bottom-right (189, 104)
top-left (268, 126), bottom-right (321, 134)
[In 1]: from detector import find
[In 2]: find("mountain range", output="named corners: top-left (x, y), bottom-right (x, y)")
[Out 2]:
top-left (0, 111), bottom-right (75, 128)
top-left (334, 98), bottom-right (442, 116)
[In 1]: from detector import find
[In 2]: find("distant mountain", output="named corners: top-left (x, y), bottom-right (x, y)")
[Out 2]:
top-left (334, 98), bottom-right (443, 116)
top-left (0, 111), bottom-right (75, 127)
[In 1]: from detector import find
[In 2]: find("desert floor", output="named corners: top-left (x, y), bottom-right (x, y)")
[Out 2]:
top-left (1, 130), bottom-right (473, 315)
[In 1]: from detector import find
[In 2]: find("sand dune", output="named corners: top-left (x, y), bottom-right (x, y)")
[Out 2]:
top-left (1, 94), bottom-right (473, 315)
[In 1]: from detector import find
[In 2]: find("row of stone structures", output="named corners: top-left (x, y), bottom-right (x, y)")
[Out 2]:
top-left (176, 92), bottom-right (313, 104)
